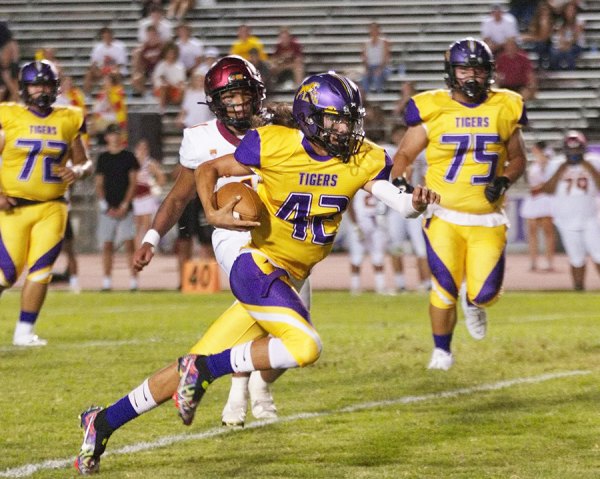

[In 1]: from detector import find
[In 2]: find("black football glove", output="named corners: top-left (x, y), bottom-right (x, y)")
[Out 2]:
top-left (392, 176), bottom-right (415, 194)
top-left (484, 176), bottom-right (510, 203)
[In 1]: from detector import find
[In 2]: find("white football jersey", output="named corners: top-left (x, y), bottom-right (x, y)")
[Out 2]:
top-left (179, 119), bottom-right (257, 189)
top-left (549, 156), bottom-right (600, 229)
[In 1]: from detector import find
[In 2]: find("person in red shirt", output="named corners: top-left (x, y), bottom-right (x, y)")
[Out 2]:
top-left (495, 37), bottom-right (537, 101)
top-left (269, 27), bottom-right (305, 89)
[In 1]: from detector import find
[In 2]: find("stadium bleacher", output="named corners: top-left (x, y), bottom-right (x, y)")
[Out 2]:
top-left (2, 0), bottom-right (599, 251)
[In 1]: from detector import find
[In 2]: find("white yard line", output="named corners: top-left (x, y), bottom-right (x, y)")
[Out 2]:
top-left (0, 370), bottom-right (590, 478)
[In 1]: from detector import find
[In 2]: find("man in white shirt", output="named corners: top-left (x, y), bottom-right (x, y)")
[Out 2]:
top-left (138, 3), bottom-right (173, 43)
top-left (83, 27), bottom-right (128, 94)
top-left (175, 23), bottom-right (204, 77)
top-left (480, 3), bottom-right (519, 53)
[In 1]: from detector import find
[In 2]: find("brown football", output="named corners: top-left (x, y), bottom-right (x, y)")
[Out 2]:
top-left (213, 182), bottom-right (264, 222)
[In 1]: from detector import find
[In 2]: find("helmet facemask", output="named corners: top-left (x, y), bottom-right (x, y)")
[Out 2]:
top-left (308, 109), bottom-right (365, 162)
top-left (444, 38), bottom-right (495, 103)
top-left (209, 83), bottom-right (263, 131)
top-left (19, 60), bottom-right (60, 111)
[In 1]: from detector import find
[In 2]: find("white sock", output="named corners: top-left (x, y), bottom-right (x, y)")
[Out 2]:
top-left (230, 342), bottom-right (255, 373)
top-left (374, 271), bottom-right (385, 293)
top-left (127, 378), bottom-right (158, 414)
top-left (350, 274), bottom-right (361, 292)
top-left (130, 277), bottom-right (138, 290)
top-left (13, 322), bottom-right (33, 338)
top-left (102, 277), bottom-right (112, 290)
top-left (395, 273), bottom-right (406, 290)
top-left (226, 375), bottom-right (250, 404)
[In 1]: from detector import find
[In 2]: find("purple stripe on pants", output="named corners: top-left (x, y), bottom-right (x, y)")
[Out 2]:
top-left (230, 252), bottom-right (310, 323)
top-left (474, 250), bottom-right (505, 305)
top-left (29, 238), bottom-right (64, 274)
top-left (424, 233), bottom-right (458, 299)
top-left (0, 230), bottom-right (17, 285)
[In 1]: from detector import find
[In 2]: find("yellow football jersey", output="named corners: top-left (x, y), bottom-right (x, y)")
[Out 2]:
top-left (406, 88), bottom-right (526, 214)
top-left (234, 125), bottom-right (391, 280)
top-left (0, 103), bottom-right (84, 201)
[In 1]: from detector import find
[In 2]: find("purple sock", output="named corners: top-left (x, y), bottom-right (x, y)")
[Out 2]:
top-left (20, 310), bottom-right (39, 324)
top-left (205, 349), bottom-right (233, 378)
top-left (104, 396), bottom-right (139, 431)
top-left (433, 333), bottom-right (453, 353)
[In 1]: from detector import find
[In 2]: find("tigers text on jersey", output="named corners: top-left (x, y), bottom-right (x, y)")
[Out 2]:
top-left (234, 125), bottom-right (391, 280)
top-left (179, 118), bottom-right (256, 189)
top-left (0, 103), bottom-right (84, 201)
top-left (405, 88), bottom-right (527, 214)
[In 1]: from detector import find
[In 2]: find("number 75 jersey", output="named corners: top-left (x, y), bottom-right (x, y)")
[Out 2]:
top-left (405, 88), bottom-right (527, 214)
top-left (0, 103), bottom-right (85, 201)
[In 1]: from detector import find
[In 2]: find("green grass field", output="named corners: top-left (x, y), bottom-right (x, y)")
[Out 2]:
top-left (0, 290), bottom-right (598, 478)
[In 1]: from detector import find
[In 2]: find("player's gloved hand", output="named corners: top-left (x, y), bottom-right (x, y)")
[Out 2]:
top-left (392, 176), bottom-right (415, 194)
top-left (484, 176), bottom-right (510, 203)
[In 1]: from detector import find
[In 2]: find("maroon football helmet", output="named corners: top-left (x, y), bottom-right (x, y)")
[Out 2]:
top-left (204, 55), bottom-right (265, 131)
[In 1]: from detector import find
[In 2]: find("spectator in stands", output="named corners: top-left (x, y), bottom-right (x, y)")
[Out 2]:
top-left (35, 47), bottom-right (63, 76)
top-left (133, 138), bottom-right (166, 247)
top-left (167, 0), bottom-right (195, 21)
top-left (138, 3), bottom-right (173, 43)
top-left (230, 24), bottom-right (267, 61)
top-left (392, 81), bottom-right (416, 120)
top-left (55, 75), bottom-right (86, 113)
top-left (95, 123), bottom-right (140, 292)
top-left (269, 27), bottom-right (305, 90)
top-left (175, 69), bottom-right (214, 129)
top-left (361, 22), bottom-right (391, 94)
top-left (91, 73), bottom-right (128, 145)
top-left (132, 25), bottom-right (165, 97)
top-left (83, 27), bottom-right (128, 95)
top-left (495, 37), bottom-right (537, 101)
top-left (363, 101), bottom-right (387, 144)
top-left (152, 42), bottom-right (186, 111)
top-left (538, 130), bottom-right (600, 290)
top-left (481, 3), bottom-right (520, 54)
top-left (247, 47), bottom-right (272, 93)
top-left (521, 0), bottom-right (555, 69)
top-left (509, 0), bottom-right (540, 31)
top-left (549, 0), bottom-right (585, 70)
top-left (520, 141), bottom-right (557, 272)
top-left (194, 46), bottom-right (219, 75)
top-left (175, 22), bottom-right (204, 77)
top-left (0, 20), bottom-right (19, 102)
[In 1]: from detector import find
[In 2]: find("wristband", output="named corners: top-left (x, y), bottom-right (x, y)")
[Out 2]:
top-left (72, 164), bottom-right (84, 179)
top-left (98, 199), bottom-right (108, 213)
top-left (142, 229), bottom-right (161, 248)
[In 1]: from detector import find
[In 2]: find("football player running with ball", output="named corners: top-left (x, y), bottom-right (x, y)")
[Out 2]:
top-left (132, 55), bottom-right (300, 428)
top-left (391, 38), bottom-right (527, 370)
top-left (75, 72), bottom-right (439, 474)
top-left (0, 60), bottom-right (92, 347)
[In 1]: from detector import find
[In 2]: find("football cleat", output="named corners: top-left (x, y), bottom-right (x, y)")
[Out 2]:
top-left (460, 286), bottom-right (487, 340)
top-left (13, 334), bottom-right (47, 347)
top-left (173, 355), bottom-right (214, 426)
top-left (221, 399), bottom-right (248, 427)
top-left (427, 348), bottom-right (454, 371)
top-left (75, 406), bottom-right (111, 475)
top-left (248, 371), bottom-right (278, 420)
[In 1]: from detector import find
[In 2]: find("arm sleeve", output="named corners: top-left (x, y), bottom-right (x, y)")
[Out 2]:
top-left (370, 180), bottom-right (421, 218)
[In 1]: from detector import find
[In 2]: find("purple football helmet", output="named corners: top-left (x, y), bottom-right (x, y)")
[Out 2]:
top-left (204, 55), bottom-right (265, 131)
top-left (444, 38), bottom-right (495, 101)
top-left (292, 72), bottom-right (365, 162)
top-left (19, 60), bottom-right (60, 110)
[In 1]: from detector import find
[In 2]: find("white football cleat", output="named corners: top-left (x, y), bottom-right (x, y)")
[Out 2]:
top-left (427, 348), bottom-right (454, 371)
top-left (248, 371), bottom-right (277, 420)
top-left (460, 286), bottom-right (487, 340)
top-left (221, 400), bottom-right (248, 427)
top-left (13, 334), bottom-right (48, 347)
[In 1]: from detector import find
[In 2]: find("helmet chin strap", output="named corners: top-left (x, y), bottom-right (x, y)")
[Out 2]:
top-left (459, 79), bottom-right (485, 102)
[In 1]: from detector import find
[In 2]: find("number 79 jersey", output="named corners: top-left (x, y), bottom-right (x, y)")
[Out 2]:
top-left (0, 103), bottom-right (84, 201)
top-left (234, 125), bottom-right (391, 280)
top-left (405, 88), bottom-right (527, 214)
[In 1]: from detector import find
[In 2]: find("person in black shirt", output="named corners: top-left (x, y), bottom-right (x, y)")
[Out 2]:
top-left (95, 123), bottom-right (140, 291)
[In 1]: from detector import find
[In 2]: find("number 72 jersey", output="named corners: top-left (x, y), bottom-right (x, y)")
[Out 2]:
top-left (0, 103), bottom-right (85, 202)
top-left (405, 88), bottom-right (527, 214)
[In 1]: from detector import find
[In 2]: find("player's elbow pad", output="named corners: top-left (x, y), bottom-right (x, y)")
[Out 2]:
top-left (370, 180), bottom-right (420, 218)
